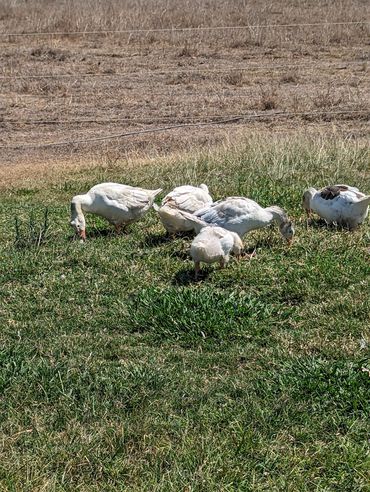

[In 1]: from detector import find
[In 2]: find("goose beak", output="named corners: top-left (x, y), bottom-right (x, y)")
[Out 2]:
top-left (79, 230), bottom-right (86, 241)
top-left (286, 238), bottom-right (293, 247)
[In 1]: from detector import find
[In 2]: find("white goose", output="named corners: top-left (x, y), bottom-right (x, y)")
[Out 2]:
top-left (70, 183), bottom-right (162, 240)
top-left (191, 226), bottom-right (243, 279)
top-left (178, 210), bottom-right (244, 278)
top-left (153, 184), bottom-right (213, 234)
top-left (195, 197), bottom-right (294, 244)
top-left (303, 184), bottom-right (370, 230)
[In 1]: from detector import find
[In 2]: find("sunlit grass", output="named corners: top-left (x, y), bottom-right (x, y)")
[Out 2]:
top-left (0, 137), bottom-right (369, 490)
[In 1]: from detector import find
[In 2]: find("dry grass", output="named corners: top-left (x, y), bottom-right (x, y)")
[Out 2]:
top-left (0, 0), bottom-right (369, 170)
top-left (0, 125), bottom-right (368, 191)
top-left (0, 0), bottom-right (368, 44)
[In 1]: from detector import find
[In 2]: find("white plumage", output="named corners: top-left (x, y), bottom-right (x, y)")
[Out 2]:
top-left (70, 183), bottom-right (162, 240)
top-left (190, 226), bottom-right (243, 278)
top-left (302, 184), bottom-right (370, 230)
top-left (195, 196), bottom-right (294, 243)
top-left (163, 209), bottom-right (243, 277)
top-left (154, 184), bottom-right (213, 234)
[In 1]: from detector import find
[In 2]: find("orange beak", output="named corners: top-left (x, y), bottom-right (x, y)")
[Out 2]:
top-left (286, 238), bottom-right (293, 247)
top-left (79, 229), bottom-right (86, 241)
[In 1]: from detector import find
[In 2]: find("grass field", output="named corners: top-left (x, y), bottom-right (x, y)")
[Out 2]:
top-left (0, 137), bottom-right (369, 490)
top-left (0, 0), bottom-right (369, 489)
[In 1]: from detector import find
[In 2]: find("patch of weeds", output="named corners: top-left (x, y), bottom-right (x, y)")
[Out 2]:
top-left (30, 47), bottom-right (68, 62)
top-left (14, 208), bottom-right (50, 249)
top-left (280, 72), bottom-right (299, 84)
top-left (177, 43), bottom-right (197, 57)
top-left (223, 71), bottom-right (245, 86)
top-left (258, 85), bottom-right (279, 110)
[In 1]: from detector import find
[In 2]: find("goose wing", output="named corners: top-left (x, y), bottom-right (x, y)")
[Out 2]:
top-left (163, 185), bottom-right (212, 212)
top-left (89, 183), bottom-right (151, 213)
top-left (196, 197), bottom-right (259, 224)
top-left (103, 187), bottom-right (151, 212)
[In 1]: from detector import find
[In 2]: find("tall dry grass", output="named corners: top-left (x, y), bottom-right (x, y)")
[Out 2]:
top-left (0, 0), bottom-right (368, 47)
top-left (0, 0), bottom-right (368, 167)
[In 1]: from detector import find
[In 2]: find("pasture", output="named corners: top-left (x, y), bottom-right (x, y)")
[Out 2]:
top-left (1, 138), bottom-right (369, 490)
top-left (0, 1), bottom-right (369, 490)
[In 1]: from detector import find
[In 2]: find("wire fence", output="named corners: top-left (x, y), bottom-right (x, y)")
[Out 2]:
top-left (1, 109), bottom-right (367, 150)
top-left (1, 20), bottom-right (368, 152)
top-left (0, 61), bottom-right (365, 80)
top-left (0, 21), bottom-right (368, 37)
top-left (2, 109), bottom-right (369, 126)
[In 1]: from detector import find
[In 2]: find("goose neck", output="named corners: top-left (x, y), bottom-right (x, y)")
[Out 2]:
top-left (71, 194), bottom-right (92, 218)
top-left (264, 206), bottom-right (288, 225)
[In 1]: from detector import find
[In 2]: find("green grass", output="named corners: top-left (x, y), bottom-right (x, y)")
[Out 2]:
top-left (0, 138), bottom-right (369, 491)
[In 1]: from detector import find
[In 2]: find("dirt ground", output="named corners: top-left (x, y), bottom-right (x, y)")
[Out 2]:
top-left (0, 0), bottom-right (369, 183)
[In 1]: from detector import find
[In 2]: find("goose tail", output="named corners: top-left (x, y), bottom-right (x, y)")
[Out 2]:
top-left (353, 195), bottom-right (370, 211)
top-left (177, 210), bottom-right (208, 234)
top-left (151, 188), bottom-right (163, 198)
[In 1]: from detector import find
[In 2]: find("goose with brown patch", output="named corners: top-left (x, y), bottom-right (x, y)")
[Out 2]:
top-left (302, 184), bottom-right (370, 230)
top-left (70, 183), bottom-right (162, 240)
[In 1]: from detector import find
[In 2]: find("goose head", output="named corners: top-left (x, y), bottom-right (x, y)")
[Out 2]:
top-left (279, 221), bottom-right (295, 246)
top-left (70, 200), bottom-right (86, 240)
top-left (230, 232), bottom-right (244, 258)
top-left (70, 217), bottom-right (86, 240)
top-left (199, 184), bottom-right (209, 193)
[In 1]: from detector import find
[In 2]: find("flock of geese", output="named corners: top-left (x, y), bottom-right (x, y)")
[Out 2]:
top-left (71, 182), bottom-right (370, 278)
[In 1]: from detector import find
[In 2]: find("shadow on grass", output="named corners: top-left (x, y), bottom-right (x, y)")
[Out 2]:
top-left (172, 266), bottom-right (210, 285)
top-left (306, 218), bottom-right (333, 230)
top-left (89, 227), bottom-right (117, 238)
top-left (170, 248), bottom-right (191, 261)
top-left (307, 218), bottom-right (355, 232)
top-left (247, 238), bottom-right (274, 250)
top-left (139, 232), bottom-right (172, 248)
top-left (68, 227), bottom-right (122, 241)
top-left (141, 231), bottom-right (195, 249)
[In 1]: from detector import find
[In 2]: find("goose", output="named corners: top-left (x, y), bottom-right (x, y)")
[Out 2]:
top-left (302, 184), bottom-right (370, 230)
top-left (70, 183), bottom-right (162, 240)
top-left (153, 184), bottom-right (213, 234)
top-left (195, 197), bottom-right (294, 244)
top-left (191, 226), bottom-right (244, 279)
top-left (177, 210), bottom-right (243, 278)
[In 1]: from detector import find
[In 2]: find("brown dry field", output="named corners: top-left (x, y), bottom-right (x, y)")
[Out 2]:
top-left (0, 0), bottom-right (369, 187)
